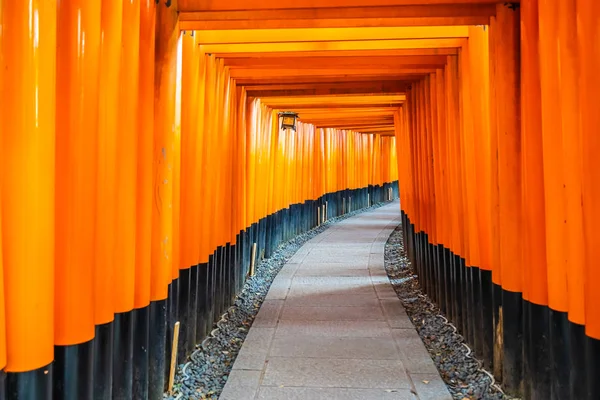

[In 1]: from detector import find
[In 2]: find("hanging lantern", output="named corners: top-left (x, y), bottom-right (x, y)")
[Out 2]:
top-left (278, 111), bottom-right (298, 131)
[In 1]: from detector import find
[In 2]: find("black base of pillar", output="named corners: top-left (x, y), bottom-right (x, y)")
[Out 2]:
top-left (177, 268), bottom-right (191, 362)
top-left (132, 306), bottom-right (150, 400)
top-left (196, 263), bottom-right (209, 342)
top-left (113, 311), bottom-right (134, 399)
top-left (525, 302), bottom-right (550, 400)
top-left (7, 362), bottom-right (53, 400)
top-left (585, 335), bottom-right (600, 400)
top-left (148, 299), bottom-right (167, 400)
top-left (501, 289), bottom-right (523, 396)
top-left (549, 310), bottom-right (570, 400)
top-left (93, 321), bottom-right (114, 399)
top-left (54, 339), bottom-right (94, 400)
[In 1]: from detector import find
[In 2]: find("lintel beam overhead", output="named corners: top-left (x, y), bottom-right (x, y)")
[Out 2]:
top-left (193, 26), bottom-right (469, 45)
top-left (212, 48), bottom-right (458, 58)
top-left (179, 4), bottom-right (496, 30)
top-left (199, 38), bottom-right (464, 54)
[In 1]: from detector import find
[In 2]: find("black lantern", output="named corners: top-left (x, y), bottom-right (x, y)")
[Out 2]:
top-left (278, 111), bottom-right (298, 131)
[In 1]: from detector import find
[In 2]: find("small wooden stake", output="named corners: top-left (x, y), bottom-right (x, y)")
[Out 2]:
top-left (317, 206), bottom-right (321, 226)
top-left (343, 198), bottom-right (346, 214)
top-left (249, 243), bottom-right (257, 277)
top-left (325, 201), bottom-right (328, 221)
top-left (349, 196), bottom-right (352, 212)
top-left (168, 321), bottom-right (181, 393)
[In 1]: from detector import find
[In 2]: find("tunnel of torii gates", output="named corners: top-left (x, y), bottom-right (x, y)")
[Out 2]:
top-left (0, 0), bottom-right (600, 399)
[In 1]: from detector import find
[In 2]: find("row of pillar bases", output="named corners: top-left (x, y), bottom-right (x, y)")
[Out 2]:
top-left (0, 183), bottom-right (397, 400)
top-left (401, 210), bottom-right (600, 400)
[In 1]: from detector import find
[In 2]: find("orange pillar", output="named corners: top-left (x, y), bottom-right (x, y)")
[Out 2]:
top-left (490, 3), bottom-right (523, 395)
top-left (95, 0), bottom-right (122, 329)
top-left (520, 0), bottom-right (551, 395)
top-left (54, 0), bottom-right (101, 397)
top-left (136, 0), bottom-right (156, 311)
top-left (557, 0), bottom-right (585, 330)
top-left (577, 2), bottom-right (600, 387)
top-left (538, 0), bottom-right (568, 317)
top-left (178, 31), bottom-right (199, 359)
top-left (132, 0), bottom-right (156, 397)
top-left (112, 0), bottom-right (140, 396)
top-left (0, 1), bottom-right (7, 375)
top-left (1, 2), bottom-right (56, 391)
top-left (93, 0), bottom-right (122, 395)
top-left (150, 0), bottom-right (178, 397)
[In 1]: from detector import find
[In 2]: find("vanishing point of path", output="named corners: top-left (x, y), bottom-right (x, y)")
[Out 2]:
top-left (220, 201), bottom-right (452, 400)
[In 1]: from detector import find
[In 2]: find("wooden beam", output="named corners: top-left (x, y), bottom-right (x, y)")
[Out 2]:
top-left (261, 95), bottom-right (405, 107)
top-left (214, 48), bottom-right (458, 58)
top-left (223, 55), bottom-right (448, 68)
top-left (199, 38), bottom-right (464, 54)
top-left (235, 74), bottom-right (425, 85)
top-left (180, 0), bottom-right (503, 12)
top-left (246, 85), bottom-right (407, 97)
top-left (193, 26), bottom-right (469, 44)
top-left (179, 4), bottom-right (495, 29)
top-left (228, 68), bottom-right (437, 79)
top-left (182, 16), bottom-right (489, 30)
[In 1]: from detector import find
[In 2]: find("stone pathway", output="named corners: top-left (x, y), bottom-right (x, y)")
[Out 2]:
top-left (220, 201), bottom-right (452, 400)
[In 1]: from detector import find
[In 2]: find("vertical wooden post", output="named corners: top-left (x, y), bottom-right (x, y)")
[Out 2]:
top-left (150, 1), bottom-right (178, 398)
top-left (490, 3), bottom-right (523, 395)
top-left (577, 2), bottom-right (600, 398)
top-left (1, 0), bottom-right (56, 395)
top-left (250, 243), bottom-right (257, 277)
top-left (167, 321), bottom-right (180, 394)
top-left (520, 1), bottom-right (550, 395)
top-left (94, 4), bottom-right (124, 398)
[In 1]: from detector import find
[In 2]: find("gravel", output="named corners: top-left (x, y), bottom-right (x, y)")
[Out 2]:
top-left (384, 225), bottom-right (520, 400)
top-left (164, 202), bottom-right (386, 400)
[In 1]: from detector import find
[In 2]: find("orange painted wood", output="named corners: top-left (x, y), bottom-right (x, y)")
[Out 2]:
top-left (577, 0), bottom-right (600, 340)
top-left (520, 0), bottom-right (547, 305)
top-left (171, 32), bottom-right (183, 280)
top-left (557, 0), bottom-right (585, 326)
top-left (468, 26), bottom-right (493, 272)
top-left (54, 0), bottom-right (101, 345)
top-left (490, 4), bottom-right (522, 293)
top-left (1, 0), bottom-right (56, 372)
top-left (194, 26), bottom-right (469, 45)
top-left (487, 13), bottom-right (501, 286)
top-left (151, 0), bottom-right (179, 301)
top-left (95, 0), bottom-right (123, 321)
top-left (135, 0), bottom-right (157, 308)
top-left (179, 0), bottom-right (502, 12)
top-left (199, 39), bottom-right (464, 55)
top-left (0, 0), bottom-right (6, 370)
top-left (114, 0), bottom-right (141, 312)
top-left (538, 0), bottom-right (568, 311)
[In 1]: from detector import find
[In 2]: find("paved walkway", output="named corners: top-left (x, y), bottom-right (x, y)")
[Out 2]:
top-left (221, 201), bottom-right (452, 400)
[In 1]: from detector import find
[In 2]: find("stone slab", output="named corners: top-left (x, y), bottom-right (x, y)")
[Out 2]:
top-left (219, 370), bottom-right (262, 400)
top-left (257, 387), bottom-right (417, 400)
top-left (269, 335), bottom-right (400, 360)
top-left (252, 300), bottom-right (284, 328)
top-left (262, 357), bottom-right (411, 389)
top-left (232, 328), bottom-right (275, 371)
top-left (410, 373), bottom-right (453, 400)
top-left (274, 320), bottom-right (393, 338)
top-left (280, 305), bottom-right (385, 321)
